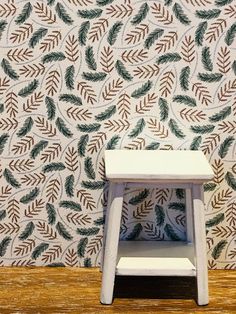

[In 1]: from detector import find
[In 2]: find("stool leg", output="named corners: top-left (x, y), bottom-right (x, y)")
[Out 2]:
top-left (100, 183), bottom-right (125, 305)
top-left (192, 184), bottom-right (209, 306)
top-left (186, 188), bottom-right (194, 243)
top-left (100, 182), bottom-right (115, 272)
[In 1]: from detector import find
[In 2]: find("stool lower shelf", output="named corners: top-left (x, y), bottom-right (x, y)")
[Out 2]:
top-left (116, 241), bottom-right (196, 277)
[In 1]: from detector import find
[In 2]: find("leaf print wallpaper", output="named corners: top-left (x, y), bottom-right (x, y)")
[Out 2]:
top-left (0, 0), bottom-right (235, 268)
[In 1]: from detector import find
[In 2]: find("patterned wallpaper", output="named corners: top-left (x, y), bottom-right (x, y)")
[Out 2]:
top-left (0, 0), bottom-right (235, 269)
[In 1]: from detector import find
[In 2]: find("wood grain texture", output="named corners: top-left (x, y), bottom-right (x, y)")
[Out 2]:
top-left (0, 268), bottom-right (235, 313)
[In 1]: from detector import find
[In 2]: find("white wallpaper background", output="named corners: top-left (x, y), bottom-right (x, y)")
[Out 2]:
top-left (0, 0), bottom-right (235, 268)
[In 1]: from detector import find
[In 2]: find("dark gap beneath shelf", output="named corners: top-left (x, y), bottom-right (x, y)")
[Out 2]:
top-left (114, 276), bottom-right (197, 300)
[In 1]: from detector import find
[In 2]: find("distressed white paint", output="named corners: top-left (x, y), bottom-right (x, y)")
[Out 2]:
top-left (101, 150), bottom-right (213, 305)
top-left (100, 183), bottom-right (125, 305)
top-left (116, 257), bottom-right (196, 276)
top-left (105, 150), bottom-right (214, 181)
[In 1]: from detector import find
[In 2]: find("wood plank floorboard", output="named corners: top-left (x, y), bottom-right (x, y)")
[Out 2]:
top-left (0, 268), bottom-right (235, 314)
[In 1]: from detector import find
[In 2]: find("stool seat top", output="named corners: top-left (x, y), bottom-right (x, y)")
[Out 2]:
top-left (105, 150), bottom-right (214, 182)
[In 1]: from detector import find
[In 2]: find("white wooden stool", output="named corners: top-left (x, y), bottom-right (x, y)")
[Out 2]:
top-left (100, 150), bottom-right (214, 306)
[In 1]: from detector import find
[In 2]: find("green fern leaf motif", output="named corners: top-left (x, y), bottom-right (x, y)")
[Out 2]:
top-left (18, 79), bottom-right (38, 97)
top-left (129, 189), bottom-right (149, 205)
top-left (56, 222), bottom-right (73, 240)
top-left (164, 224), bottom-right (181, 240)
top-left (215, 0), bottom-right (233, 6)
top-left (46, 203), bottom-right (56, 225)
top-left (55, 2), bottom-right (73, 25)
top-left (168, 119), bottom-right (185, 139)
top-left (3, 168), bottom-right (21, 188)
top-left (0, 20), bottom-right (7, 31)
top-left (209, 106), bottom-right (231, 122)
top-left (131, 80), bottom-right (152, 98)
top-left (0, 133), bottom-right (9, 155)
top-left (78, 9), bottom-right (102, 19)
top-left (115, 60), bottom-right (132, 81)
top-left (206, 213), bottom-right (224, 228)
top-left (85, 46), bottom-right (97, 71)
top-left (107, 21), bottom-right (123, 45)
top-left (15, 2), bottom-right (32, 24)
top-left (84, 157), bottom-right (96, 179)
top-left (232, 60), bottom-right (236, 75)
top-left (173, 95), bottom-right (196, 106)
top-left (20, 187), bottom-right (40, 204)
top-left (195, 9), bottom-right (221, 19)
top-left (168, 202), bottom-right (185, 212)
top-left (158, 98), bottom-right (169, 121)
top-left (19, 222), bottom-right (35, 240)
top-left (42, 162), bottom-right (66, 173)
top-left (42, 52), bottom-right (66, 63)
top-left (59, 94), bottom-right (82, 106)
top-left (77, 227), bottom-right (100, 236)
top-left (157, 53), bottom-right (181, 64)
top-left (84, 257), bottom-right (92, 267)
top-left (128, 118), bottom-right (145, 138)
top-left (55, 117), bottom-right (73, 138)
top-left (29, 27), bottom-right (47, 48)
top-left (78, 134), bottom-right (89, 157)
top-left (155, 205), bottom-right (165, 226)
top-left (0, 237), bottom-right (11, 257)
top-left (195, 21), bottom-right (207, 46)
top-left (218, 136), bottom-right (234, 158)
top-left (180, 66), bottom-right (190, 91)
top-left (0, 20), bottom-right (7, 40)
top-left (225, 22), bottom-right (236, 46)
top-left (60, 201), bottom-right (82, 211)
top-left (95, 105), bottom-right (116, 121)
top-left (190, 124), bottom-right (215, 134)
top-left (94, 217), bottom-right (105, 225)
top-left (144, 28), bottom-right (164, 49)
top-left (65, 174), bottom-right (74, 197)
top-left (30, 140), bottom-right (48, 159)
top-left (106, 135), bottom-right (120, 150)
top-left (77, 123), bottom-right (101, 133)
top-left (0, 210), bottom-right (6, 221)
top-left (131, 3), bottom-right (149, 25)
top-left (198, 72), bottom-right (223, 82)
top-left (204, 182), bottom-right (217, 191)
top-left (83, 258), bottom-right (94, 269)
top-left (1, 58), bottom-right (19, 80)
top-left (176, 189), bottom-right (185, 200)
top-left (126, 223), bottom-right (142, 240)
top-left (78, 21), bottom-right (90, 46)
top-left (225, 172), bottom-right (236, 190)
top-left (65, 65), bottom-right (75, 90)
top-left (17, 117), bottom-right (33, 137)
top-left (97, 0), bottom-right (114, 6)
top-left (47, 263), bottom-right (65, 267)
top-left (32, 243), bottom-right (49, 260)
top-left (190, 136), bottom-right (202, 150)
top-left (81, 180), bottom-right (105, 190)
top-left (212, 240), bottom-right (227, 259)
top-left (173, 3), bottom-right (191, 25)
top-left (47, 0), bottom-right (55, 5)
top-left (145, 142), bottom-right (160, 150)
top-left (0, 103), bottom-right (4, 113)
top-left (82, 72), bottom-right (107, 81)
top-left (45, 96), bottom-right (56, 120)
top-left (201, 47), bottom-right (213, 71)
top-left (77, 238), bottom-right (88, 257)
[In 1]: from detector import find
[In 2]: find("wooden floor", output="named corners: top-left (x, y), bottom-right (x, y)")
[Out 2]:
top-left (0, 268), bottom-right (235, 314)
